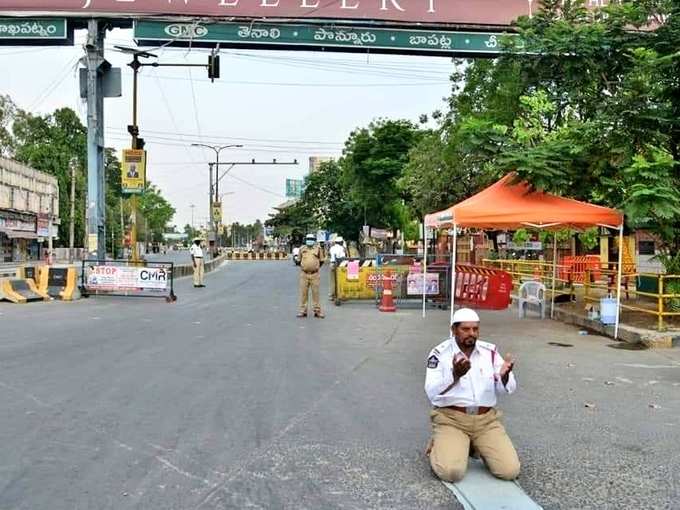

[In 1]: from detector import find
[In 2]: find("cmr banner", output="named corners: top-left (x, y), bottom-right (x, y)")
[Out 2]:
top-left (0, 0), bottom-right (537, 28)
top-left (84, 264), bottom-right (169, 293)
top-left (121, 149), bottom-right (146, 194)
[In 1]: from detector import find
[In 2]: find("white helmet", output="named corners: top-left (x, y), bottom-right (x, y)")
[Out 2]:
top-left (451, 308), bottom-right (480, 326)
top-left (335, 236), bottom-right (344, 243)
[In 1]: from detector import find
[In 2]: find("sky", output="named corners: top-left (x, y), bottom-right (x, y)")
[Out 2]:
top-left (0, 27), bottom-right (455, 230)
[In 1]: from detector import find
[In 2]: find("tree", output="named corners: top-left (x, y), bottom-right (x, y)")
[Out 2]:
top-left (138, 183), bottom-right (176, 243)
top-left (11, 107), bottom-right (87, 247)
top-left (341, 119), bottom-right (424, 232)
top-left (0, 94), bottom-right (16, 156)
top-left (403, 0), bottom-right (680, 270)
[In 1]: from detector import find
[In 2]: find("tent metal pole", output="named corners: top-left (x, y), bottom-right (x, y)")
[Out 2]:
top-left (614, 224), bottom-right (624, 339)
top-left (450, 224), bottom-right (457, 326)
top-left (551, 234), bottom-right (557, 319)
top-left (422, 223), bottom-right (428, 318)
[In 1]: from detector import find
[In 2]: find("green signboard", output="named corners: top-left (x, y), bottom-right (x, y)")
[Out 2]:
top-left (0, 18), bottom-right (67, 40)
top-left (134, 21), bottom-right (515, 57)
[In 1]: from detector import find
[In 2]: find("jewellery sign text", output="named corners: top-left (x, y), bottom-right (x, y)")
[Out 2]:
top-left (1, 0), bottom-right (547, 27)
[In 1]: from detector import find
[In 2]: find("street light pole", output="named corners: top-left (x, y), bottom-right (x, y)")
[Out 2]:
top-left (209, 162), bottom-right (214, 256)
top-left (190, 143), bottom-right (243, 256)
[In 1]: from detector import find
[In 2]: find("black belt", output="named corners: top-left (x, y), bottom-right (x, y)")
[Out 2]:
top-left (302, 269), bottom-right (318, 274)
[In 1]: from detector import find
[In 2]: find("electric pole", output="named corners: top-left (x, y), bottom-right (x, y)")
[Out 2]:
top-left (116, 46), bottom-right (221, 262)
top-left (69, 158), bottom-right (77, 263)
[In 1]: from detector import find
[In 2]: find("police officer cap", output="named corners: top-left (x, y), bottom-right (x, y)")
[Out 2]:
top-left (335, 236), bottom-right (344, 243)
top-left (305, 234), bottom-right (316, 240)
top-left (451, 308), bottom-right (480, 325)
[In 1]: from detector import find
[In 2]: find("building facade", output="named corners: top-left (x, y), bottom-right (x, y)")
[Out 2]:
top-left (0, 157), bottom-right (59, 263)
top-left (309, 156), bottom-right (333, 173)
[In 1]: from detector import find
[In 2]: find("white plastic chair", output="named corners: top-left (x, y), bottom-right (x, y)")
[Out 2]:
top-left (518, 281), bottom-right (546, 319)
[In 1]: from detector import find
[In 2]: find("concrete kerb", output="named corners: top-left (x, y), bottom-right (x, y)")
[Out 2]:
top-left (551, 305), bottom-right (679, 349)
top-left (172, 254), bottom-right (227, 280)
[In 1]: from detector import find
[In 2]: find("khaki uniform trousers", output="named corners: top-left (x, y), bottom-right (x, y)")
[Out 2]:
top-left (193, 258), bottom-right (205, 286)
top-left (329, 264), bottom-right (338, 299)
top-left (429, 408), bottom-right (520, 482)
top-left (299, 271), bottom-right (321, 313)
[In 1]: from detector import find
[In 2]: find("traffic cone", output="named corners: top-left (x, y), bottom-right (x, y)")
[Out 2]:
top-left (379, 271), bottom-right (397, 312)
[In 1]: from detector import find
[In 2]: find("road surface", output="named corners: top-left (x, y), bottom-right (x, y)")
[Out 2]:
top-left (0, 261), bottom-right (679, 509)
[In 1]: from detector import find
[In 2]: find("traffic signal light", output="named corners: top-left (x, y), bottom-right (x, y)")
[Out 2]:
top-left (208, 54), bottom-right (220, 82)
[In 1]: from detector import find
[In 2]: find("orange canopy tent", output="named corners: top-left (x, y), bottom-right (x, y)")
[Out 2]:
top-left (422, 173), bottom-right (625, 337)
top-left (425, 173), bottom-right (622, 230)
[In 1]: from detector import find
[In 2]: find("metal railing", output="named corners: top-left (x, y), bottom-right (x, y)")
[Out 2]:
top-left (482, 258), bottom-right (680, 331)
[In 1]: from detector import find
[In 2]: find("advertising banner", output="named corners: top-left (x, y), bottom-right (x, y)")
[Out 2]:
top-left (406, 272), bottom-right (439, 295)
top-left (1, 1), bottom-right (534, 28)
top-left (36, 213), bottom-right (50, 237)
top-left (121, 149), bottom-right (146, 194)
top-left (85, 264), bottom-right (169, 293)
top-left (213, 201), bottom-right (222, 223)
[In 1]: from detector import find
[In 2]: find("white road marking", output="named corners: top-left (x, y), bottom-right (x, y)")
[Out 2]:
top-left (155, 455), bottom-right (211, 485)
top-left (616, 377), bottom-right (633, 384)
top-left (0, 380), bottom-right (49, 407)
top-left (617, 363), bottom-right (680, 369)
top-left (116, 441), bottom-right (134, 452)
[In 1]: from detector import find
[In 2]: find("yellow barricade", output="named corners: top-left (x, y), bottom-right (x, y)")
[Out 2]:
top-left (336, 260), bottom-right (380, 301)
top-left (36, 265), bottom-right (79, 300)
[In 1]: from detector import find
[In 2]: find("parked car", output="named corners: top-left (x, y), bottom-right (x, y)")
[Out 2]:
top-left (292, 246), bottom-right (301, 266)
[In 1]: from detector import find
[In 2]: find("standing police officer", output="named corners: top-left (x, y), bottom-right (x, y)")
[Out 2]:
top-left (329, 236), bottom-right (347, 302)
top-left (297, 233), bottom-right (324, 318)
top-left (190, 238), bottom-right (205, 288)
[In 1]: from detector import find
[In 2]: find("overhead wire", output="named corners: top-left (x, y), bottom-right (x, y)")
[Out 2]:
top-left (105, 126), bottom-right (345, 149)
top-left (107, 135), bottom-right (340, 155)
top-left (28, 55), bottom-right (80, 112)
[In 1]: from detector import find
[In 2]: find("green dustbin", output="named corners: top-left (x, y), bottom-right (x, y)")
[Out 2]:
top-left (637, 275), bottom-right (659, 294)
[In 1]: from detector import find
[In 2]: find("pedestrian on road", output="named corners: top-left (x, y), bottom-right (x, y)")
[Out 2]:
top-left (424, 308), bottom-right (520, 482)
top-left (297, 233), bottom-right (324, 318)
top-left (191, 238), bottom-right (205, 288)
top-left (329, 236), bottom-right (347, 301)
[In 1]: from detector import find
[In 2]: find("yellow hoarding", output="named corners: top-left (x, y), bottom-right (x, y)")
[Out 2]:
top-left (121, 149), bottom-right (146, 194)
top-left (213, 201), bottom-right (222, 223)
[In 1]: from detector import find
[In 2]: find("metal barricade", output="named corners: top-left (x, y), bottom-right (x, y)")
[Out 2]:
top-left (335, 258), bottom-right (378, 303)
top-left (80, 259), bottom-right (176, 302)
top-left (374, 253), bottom-right (451, 309)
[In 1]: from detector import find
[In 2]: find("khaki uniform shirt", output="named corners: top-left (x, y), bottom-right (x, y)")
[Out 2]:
top-left (300, 245), bottom-right (322, 273)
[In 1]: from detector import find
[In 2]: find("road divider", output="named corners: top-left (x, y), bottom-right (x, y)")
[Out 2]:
top-left (170, 253), bottom-right (226, 278)
top-left (36, 265), bottom-right (80, 301)
top-left (226, 251), bottom-right (289, 261)
top-left (0, 276), bottom-right (50, 303)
